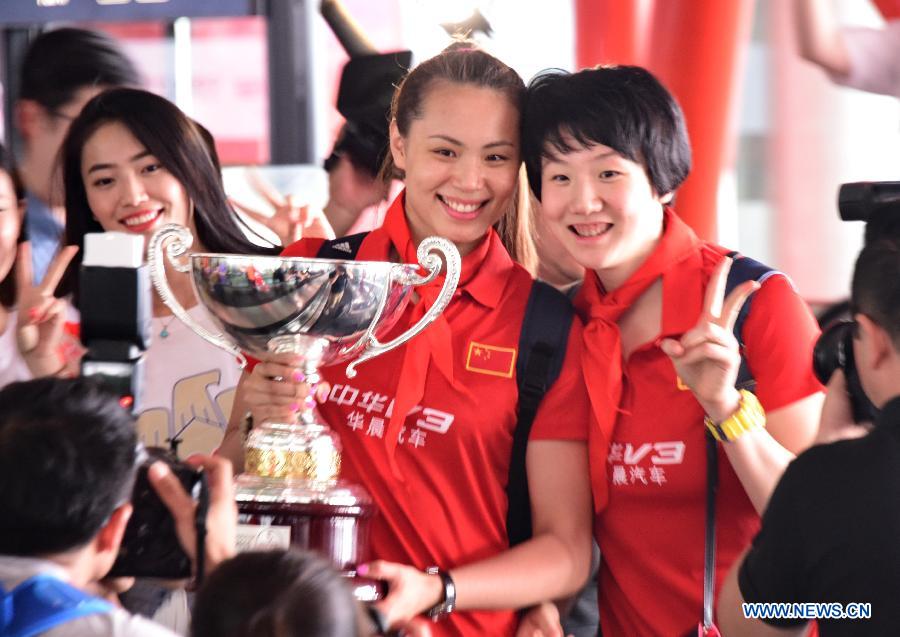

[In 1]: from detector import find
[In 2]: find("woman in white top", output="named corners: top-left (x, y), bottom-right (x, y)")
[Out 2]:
top-left (18, 88), bottom-right (289, 459)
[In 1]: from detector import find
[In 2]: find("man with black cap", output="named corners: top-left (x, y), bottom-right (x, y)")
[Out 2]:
top-left (321, 49), bottom-right (412, 237)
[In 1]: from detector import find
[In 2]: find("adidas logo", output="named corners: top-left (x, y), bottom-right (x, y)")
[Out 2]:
top-left (332, 241), bottom-right (352, 254)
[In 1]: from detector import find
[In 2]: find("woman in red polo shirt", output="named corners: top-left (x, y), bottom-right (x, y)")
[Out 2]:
top-left (221, 44), bottom-right (593, 637)
top-left (519, 66), bottom-right (825, 636)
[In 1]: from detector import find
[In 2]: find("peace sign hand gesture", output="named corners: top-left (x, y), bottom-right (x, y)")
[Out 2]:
top-left (229, 168), bottom-right (335, 247)
top-left (15, 241), bottom-right (81, 376)
top-left (659, 258), bottom-right (759, 424)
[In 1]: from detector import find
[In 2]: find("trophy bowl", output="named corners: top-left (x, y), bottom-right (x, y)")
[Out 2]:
top-left (148, 224), bottom-right (460, 378)
top-left (148, 223), bottom-right (460, 600)
top-left (190, 253), bottom-right (418, 368)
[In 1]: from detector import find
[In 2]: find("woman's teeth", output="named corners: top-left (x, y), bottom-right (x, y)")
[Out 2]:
top-left (123, 210), bottom-right (160, 227)
top-left (440, 196), bottom-right (482, 213)
top-left (572, 223), bottom-right (611, 237)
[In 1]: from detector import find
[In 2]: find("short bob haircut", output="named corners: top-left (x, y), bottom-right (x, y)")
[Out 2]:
top-left (521, 65), bottom-right (692, 201)
top-left (60, 88), bottom-right (277, 300)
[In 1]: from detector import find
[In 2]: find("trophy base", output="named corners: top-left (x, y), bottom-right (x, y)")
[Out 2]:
top-left (235, 475), bottom-right (380, 602)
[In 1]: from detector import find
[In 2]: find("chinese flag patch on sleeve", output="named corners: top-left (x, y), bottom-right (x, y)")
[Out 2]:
top-left (465, 341), bottom-right (517, 378)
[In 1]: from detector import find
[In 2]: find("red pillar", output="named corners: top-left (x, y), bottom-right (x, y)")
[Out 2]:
top-left (874, 0), bottom-right (900, 19)
top-left (645, 0), bottom-right (755, 241)
top-left (575, 0), bottom-right (646, 67)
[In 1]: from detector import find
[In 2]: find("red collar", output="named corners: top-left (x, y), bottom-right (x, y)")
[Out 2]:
top-left (575, 207), bottom-right (706, 338)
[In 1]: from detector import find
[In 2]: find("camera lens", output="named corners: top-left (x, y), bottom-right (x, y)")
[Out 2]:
top-left (812, 320), bottom-right (854, 385)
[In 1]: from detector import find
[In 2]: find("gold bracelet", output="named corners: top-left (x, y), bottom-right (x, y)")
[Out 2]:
top-left (705, 389), bottom-right (765, 442)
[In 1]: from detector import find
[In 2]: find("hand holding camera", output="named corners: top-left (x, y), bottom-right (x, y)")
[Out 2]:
top-left (147, 453), bottom-right (237, 577)
top-left (108, 450), bottom-right (237, 582)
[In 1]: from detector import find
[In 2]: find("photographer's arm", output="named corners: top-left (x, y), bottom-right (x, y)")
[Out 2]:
top-left (148, 454), bottom-right (237, 575)
top-left (366, 440), bottom-right (592, 628)
top-left (713, 393), bottom-right (822, 515)
top-left (717, 550), bottom-right (807, 637)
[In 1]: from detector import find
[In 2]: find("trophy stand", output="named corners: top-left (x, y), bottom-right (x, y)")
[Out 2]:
top-left (147, 223), bottom-right (460, 603)
top-left (234, 340), bottom-right (382, 601)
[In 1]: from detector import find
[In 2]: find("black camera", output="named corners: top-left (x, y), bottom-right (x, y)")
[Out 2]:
top-left (79, 233), bottom-right (209, 578)
top-left (810, 182), bottom-right (898, 423)
top-left (812, 319), bottom-right (878, 423)
top-left (837, 181), bottom-right (900, 222)
top-left (108, 446), bottom-right (208, 579)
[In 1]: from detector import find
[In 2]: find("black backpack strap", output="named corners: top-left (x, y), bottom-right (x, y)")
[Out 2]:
top-left (702, 428), bottom-right (719, 634)
top-left (315, 231), bottom-right (369, 259)
top-left (700, 252), bottom-right (779, 632)
top-left (506, 280), bottom-right (575, 547)
top-left (725, 252), bottom-right (781, 390)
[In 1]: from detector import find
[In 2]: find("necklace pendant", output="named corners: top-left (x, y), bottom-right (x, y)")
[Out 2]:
top-left (161, 327), bottom-right (170, 338)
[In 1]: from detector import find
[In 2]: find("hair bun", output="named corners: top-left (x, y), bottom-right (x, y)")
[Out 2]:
top-left (442, 39), bottom-right (480, 54)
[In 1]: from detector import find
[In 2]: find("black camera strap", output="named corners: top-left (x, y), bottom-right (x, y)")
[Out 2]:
top-left (193, 472), bottom-right (210, 586)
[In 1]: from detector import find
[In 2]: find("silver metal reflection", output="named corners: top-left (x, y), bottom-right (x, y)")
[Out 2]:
top-left (147, 223), bottom-right (460, 484)
top-left (147, 223), bottom-right (460, 376)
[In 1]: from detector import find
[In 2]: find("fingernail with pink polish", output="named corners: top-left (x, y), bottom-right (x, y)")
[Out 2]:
top-left (293, 371), bottom-right (306, 383)
top-left (357, 564), bottom-right (369, 576)
top-left (290, 402), bottom-right (300, 412)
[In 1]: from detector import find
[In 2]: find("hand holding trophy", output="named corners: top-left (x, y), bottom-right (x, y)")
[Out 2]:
top-left (148, 223), bottom-right (460, 600)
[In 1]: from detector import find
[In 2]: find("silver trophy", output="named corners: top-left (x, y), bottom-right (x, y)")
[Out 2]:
top-left (148, 223), bottom-right (460, 598)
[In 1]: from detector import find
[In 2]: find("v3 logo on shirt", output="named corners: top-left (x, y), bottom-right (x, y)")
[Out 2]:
top-left (465, 341), bottom-right (517, 378)
top-left (608, 441), bottom-right (686, 465)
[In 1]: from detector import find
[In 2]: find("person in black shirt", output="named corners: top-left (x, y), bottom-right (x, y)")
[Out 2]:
top-left (718, 219), bottom-right (900, 636)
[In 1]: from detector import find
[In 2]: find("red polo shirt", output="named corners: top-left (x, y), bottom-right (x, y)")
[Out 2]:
top-left (283, 195), bottom-right (591, 637)
top-left (579, 223), bottom-right (823, 636)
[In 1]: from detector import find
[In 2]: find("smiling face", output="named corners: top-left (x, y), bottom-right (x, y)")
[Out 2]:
top-left (538, 139), bottom-right (670, 290)
top-left (81, 121), bottom-right (192, 244)
top-left (389, 81), bottom-right (520, 256)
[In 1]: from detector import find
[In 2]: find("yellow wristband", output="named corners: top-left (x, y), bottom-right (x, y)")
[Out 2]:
top-left (705, 389), bottom-right (765, 442)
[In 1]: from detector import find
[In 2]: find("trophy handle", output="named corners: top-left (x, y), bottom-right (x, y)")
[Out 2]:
top-left (345, 236), bottom-right (461, 379)
top-left (148, 224), bottom-right (247, 369)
